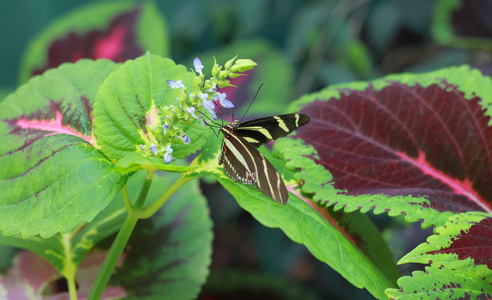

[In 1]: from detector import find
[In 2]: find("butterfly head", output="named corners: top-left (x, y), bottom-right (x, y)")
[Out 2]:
top-left (230, 120), bottom-right (241, 131)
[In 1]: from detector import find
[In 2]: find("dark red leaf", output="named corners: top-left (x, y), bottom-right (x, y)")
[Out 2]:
top-left (452, 1), bottom-right (492, 39)
top-left (32, 8), bottom-right (143, 76)
top-left (296, 82), bottom-right (492, 213)
top-left (428, 217), bottom-right (492, 268)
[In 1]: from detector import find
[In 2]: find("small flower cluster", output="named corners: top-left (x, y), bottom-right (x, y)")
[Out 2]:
top-left (139, 56), bottom-right (257, 163)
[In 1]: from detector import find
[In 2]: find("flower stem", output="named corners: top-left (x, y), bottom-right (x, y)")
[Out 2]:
top-left (139, 174), bottom-right (195, 219)
top-left (67, 274), bottom-right (78, 300)
top-left (87, 208), bottom-right (140, 300)
top-left (87, 170), bottom-right (154, 300)
top-left (122, 184), bottom-right (131, 211)
top-left (59, 232), bottom-right (78, 300)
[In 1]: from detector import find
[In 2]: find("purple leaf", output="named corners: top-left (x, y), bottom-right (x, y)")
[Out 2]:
top-left (32, 9), bottom-right (143, 77)
top-left (296, 80), bottom-right (492, 214)
top-left (428, 217), bottom-right (492, 268)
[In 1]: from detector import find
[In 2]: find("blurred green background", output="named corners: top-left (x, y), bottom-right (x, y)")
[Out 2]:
top-left (1, 0), bottom-right (475, 94)
top-left (1, 0), bottom-right (489, 299)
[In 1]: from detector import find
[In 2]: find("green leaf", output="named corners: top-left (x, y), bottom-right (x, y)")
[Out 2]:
top-left (112, 172), bottom-right (213, 300)
top-left (19, 1), bottom-right (170, 83)
top-left (138, 2), bottom-right (170, 58)
top-left (0, 169), bottom-right (212, 299)
top-left (192, 137), bottom-right (395, 299)
top-left (172, 122), bottom-right (210, 159)
top-left (193, 130), bottom-right (222, 168)
top-left (115, 153), bottom-right (192, 174)
top-left (0, 244), bottom-right (16, 272)
top-left (345, 40), bottom-right (373, 78)
top-left (93, 53), bottom-right (208, 166)
top-left (190, 114), bottom-right (399, 298)
top-left (385, 267), bottom-right (492, 299)
top-left (0, 182), bottom-right (126, 278)
top-left (0, 59), bottom-right (126, 238)
top-left (432, 0), bottom-right (460, 45)
top-left (399, 212), bottom-right (492, 279)
top-left (215, 176), bottom-right (395, 299)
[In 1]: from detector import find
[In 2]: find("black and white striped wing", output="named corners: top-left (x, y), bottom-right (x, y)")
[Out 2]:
top-left (219, 130), bottom-right (289, 205)
top-left (235, 113), bottom-right (310, 148)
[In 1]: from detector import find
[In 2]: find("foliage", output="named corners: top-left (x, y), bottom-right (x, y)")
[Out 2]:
top-left (1, 1), bottom-right (492, 299)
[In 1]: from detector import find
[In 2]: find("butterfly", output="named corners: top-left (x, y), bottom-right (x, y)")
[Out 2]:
top-left (218, 113), bottom-right (310, 205)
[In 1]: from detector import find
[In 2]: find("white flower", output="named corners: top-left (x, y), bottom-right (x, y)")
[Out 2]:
top-left (164, 145), bottom-right (173, 163)
top-left (150, 143), bottom-right (158, 156)
top-left (167, 80), bottom-right (185, 89)
top-left (186, 107), bottom-right (199, 119)
top-left (193, 57), bottom-right (204, 75)
top-left (178, 135), bottom-right (191, 145)
top-left (199, 92), bottom-right (214, 109)
top-left (215, 92), bottom-right (234, 108)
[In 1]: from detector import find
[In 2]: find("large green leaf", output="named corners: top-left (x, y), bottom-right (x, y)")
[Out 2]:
top-left (214, 176), bottom-right (395, 299)
top-left (0, 59), bottom-right (126, 238)
top-left (190, 137), bottom-right (396, 299)
top-left (0, 187), bottom-right (126, 278)
top-left (0, 170), bottom-right (213, 299)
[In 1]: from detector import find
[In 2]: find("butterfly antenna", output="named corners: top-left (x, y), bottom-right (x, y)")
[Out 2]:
top-left (200, 112), bottom-right (222, 137)
top-left (240, 83), bottom-right (263, 123)
top-left (216, 102), bottom-right (225, 115)
top-left (209, 124), bottom-right (220, 137)
top-left (200, 111), bottom-right (221, 128)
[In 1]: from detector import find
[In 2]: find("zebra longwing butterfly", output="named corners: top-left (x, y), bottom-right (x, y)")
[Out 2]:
top-left (218, 113), bottom-right (310, 205)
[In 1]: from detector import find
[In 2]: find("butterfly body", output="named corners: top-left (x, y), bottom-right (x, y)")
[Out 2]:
top-left (218, 113), bottom-right (310, 205)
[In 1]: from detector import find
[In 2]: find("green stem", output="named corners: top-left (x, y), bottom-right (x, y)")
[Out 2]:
top-left (122, 184), bottom-right (131, 211)
top-left (139, 174), bottom-right (196, 219)
top-left (87, 170), bottom-right (154, 300)
top-left (134, 169), bottom-right (155, 209)
top-left (87, 209), bottom-right (140, 300)
top-left (67, 274), bottom-right (78, 300)
top-left (60, 233), bottom-right (78, 300)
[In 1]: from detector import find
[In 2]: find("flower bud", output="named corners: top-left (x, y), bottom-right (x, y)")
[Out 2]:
top-left (211, 57), bottom-right (221, 78)
top-left (217, 81), bottom-right (235, 88)
top-left (228, 73), bottom-right (245, 79)
top-left (231, 59), bottom-right (257, 73)
top-left (224, 56), bottom-right (237, 70)
top-left (218, 70), bottom-right (229, 79)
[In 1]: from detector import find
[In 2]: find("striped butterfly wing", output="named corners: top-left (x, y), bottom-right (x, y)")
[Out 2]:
top-left (219, 127), bottom-right (289, 205)
top-left (234, 113), bottom-right (310, 148)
